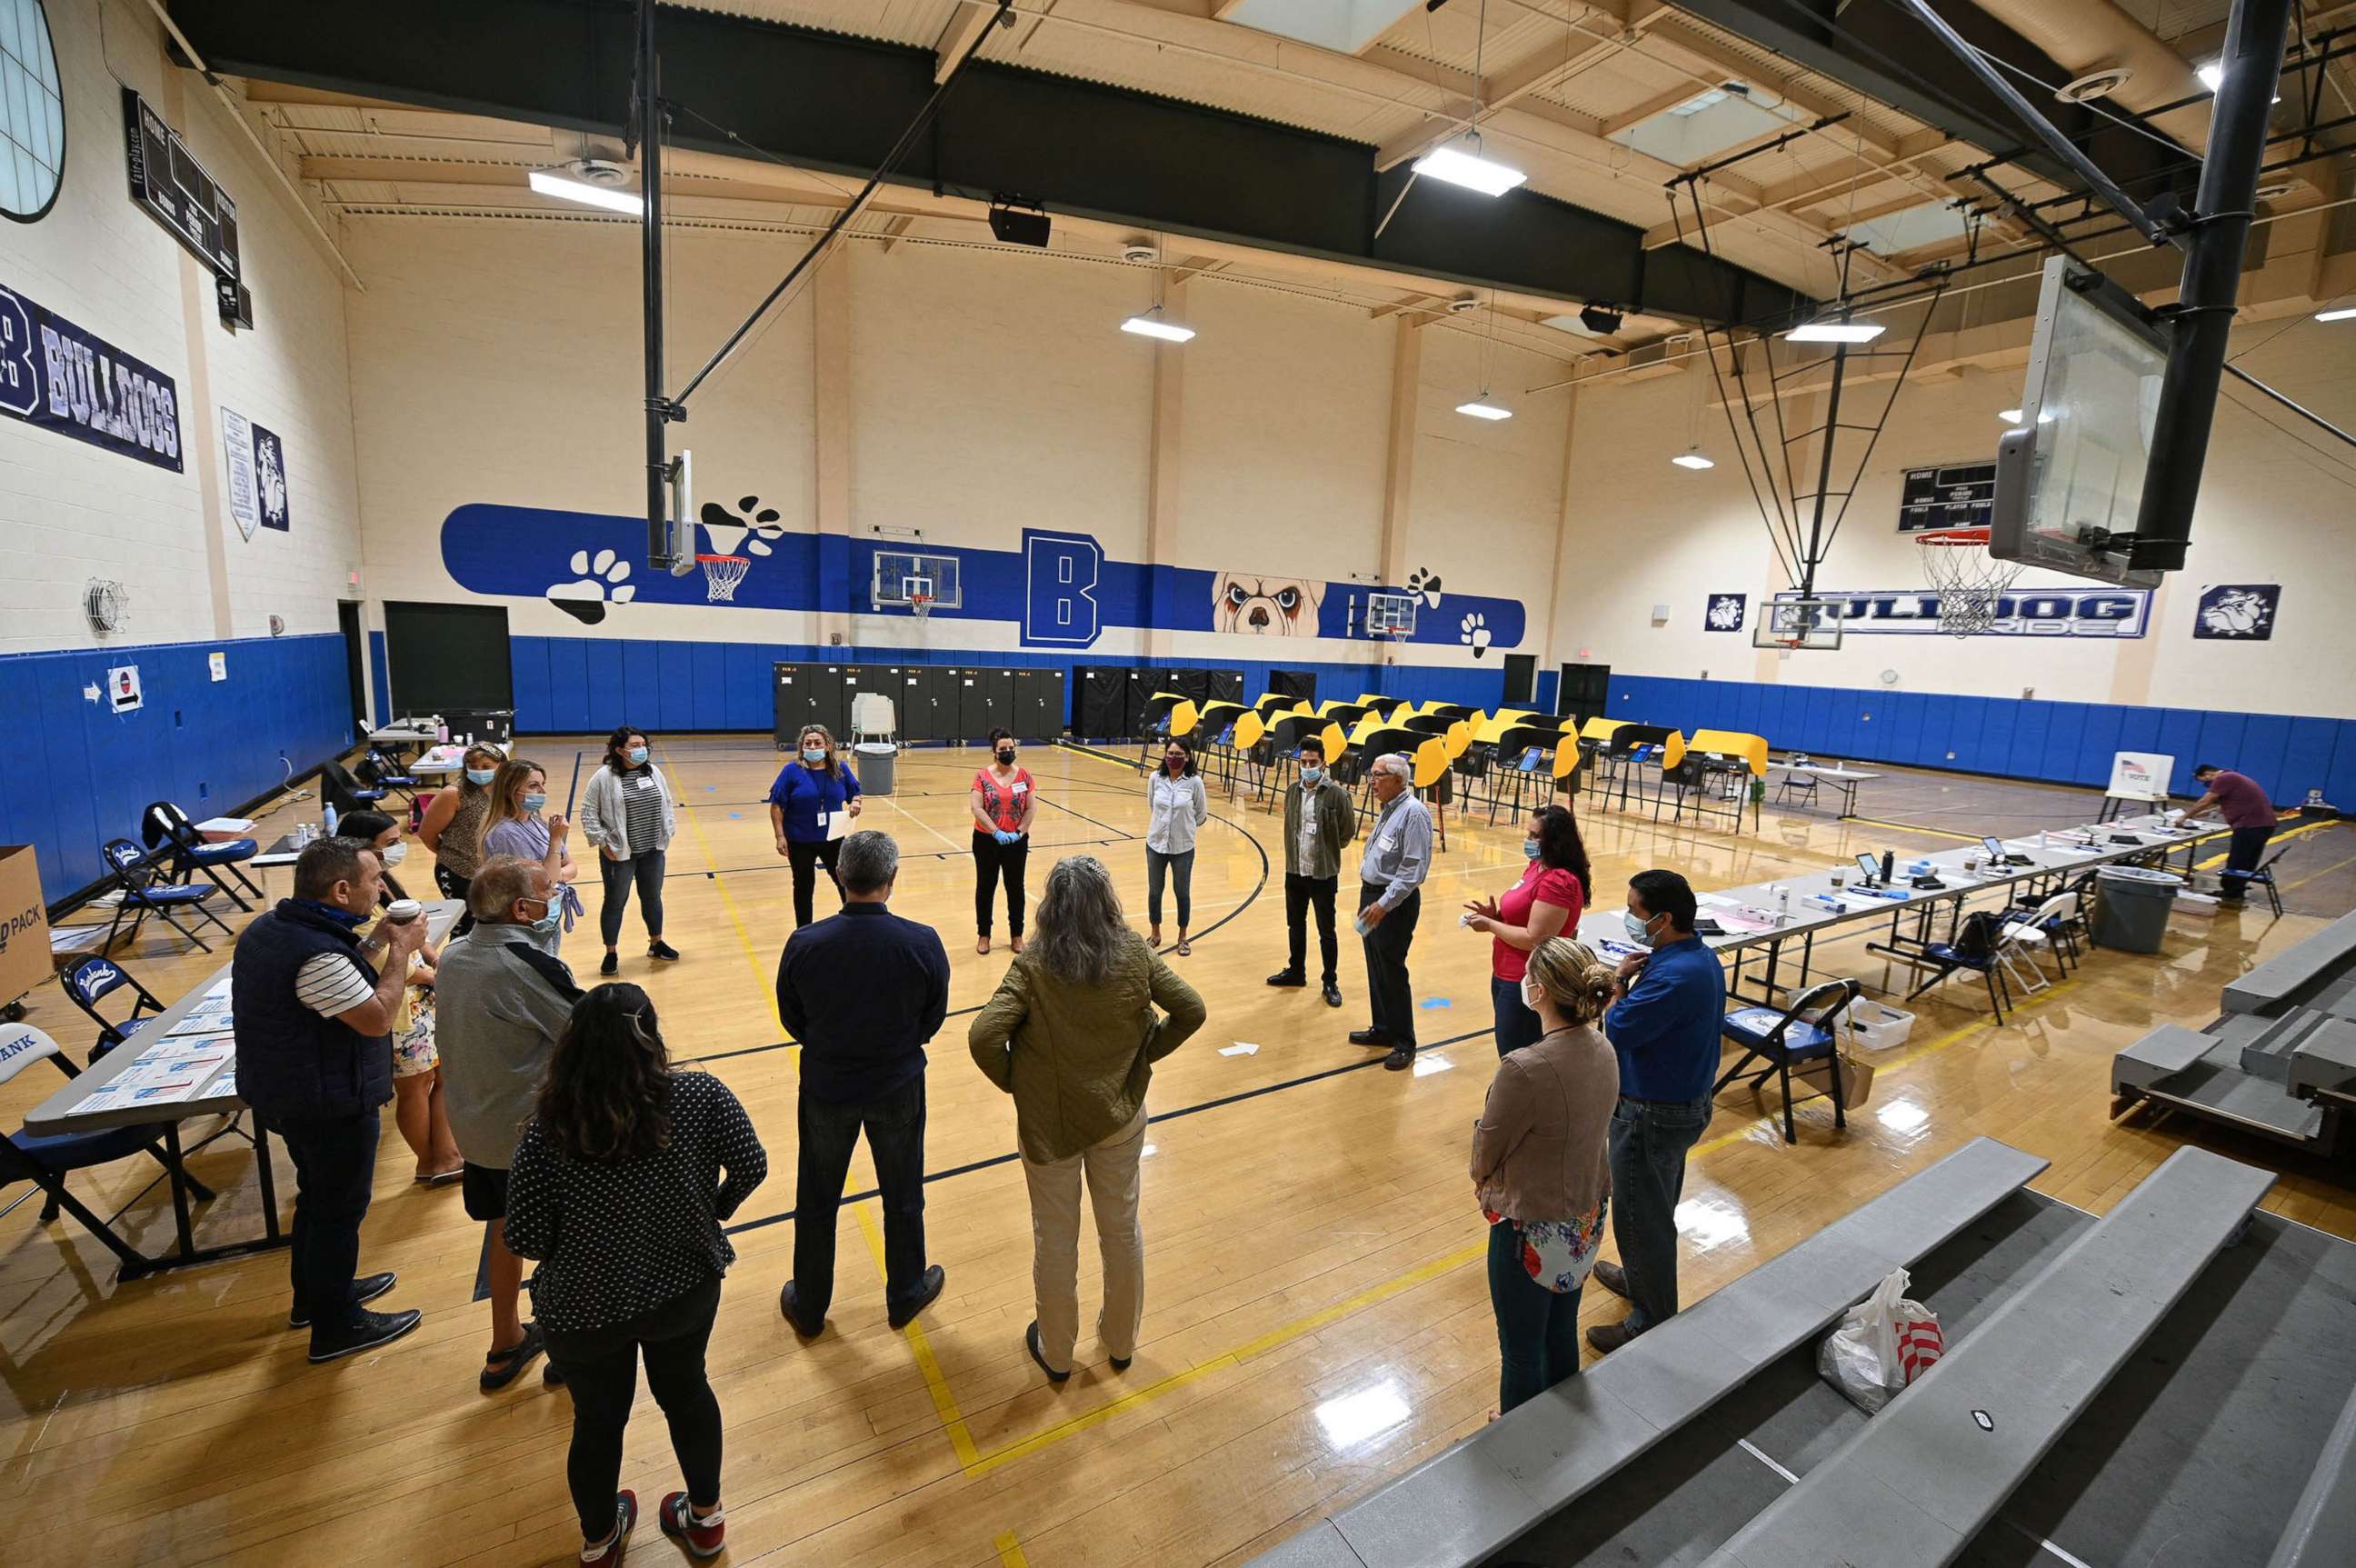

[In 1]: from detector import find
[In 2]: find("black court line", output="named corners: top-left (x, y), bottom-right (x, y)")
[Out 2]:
top-left (716, 1025), bottom-right (1498, 1237)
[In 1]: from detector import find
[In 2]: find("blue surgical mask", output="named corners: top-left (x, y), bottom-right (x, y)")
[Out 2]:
top-left (464, 768), bottom-right (496, 787)
top-left (803, 747), bottom-right (827, 764)
top-left (1623, 911), bottom-right (1659, 948)
top-left (627, 746), bottom-right (649, 766)
top-left (1522, 839), bottom-right (1541, 861)
top-left (523, 900), bottom-right (559, 934)
top-left (522, 793), bottom-right (548, 814)
top-left (1300, 766), bottom-right (1323, 784)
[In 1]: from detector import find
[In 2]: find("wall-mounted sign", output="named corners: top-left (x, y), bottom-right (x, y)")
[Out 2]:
top-left (1705, 593), bottom-right (1746, 631)
top-left (253, 424), bottom-right (289, 530)
top-left (1898, 459), bottom-right (1996, 533)
top-left (0, 281), bottom-right (182, 471)
top-left (2192, 584), bottom-right (2279, 641)
top-left (208, 651), bottom-right (227, 682)
top-left (221, 406), bottom-right (257, 538)
top-left (1772, 588), bottom-right (2151, 638)
top-left (123, 87), bottom-right (240, 282)
top-left (107, 664), bottom-right (142, 714)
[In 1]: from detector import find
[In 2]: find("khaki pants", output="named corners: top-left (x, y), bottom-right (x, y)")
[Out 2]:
top-left (1022, 1105), bottom-right (1148, 1373)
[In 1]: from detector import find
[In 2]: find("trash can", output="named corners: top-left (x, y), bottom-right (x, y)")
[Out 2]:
top-left (854, 741), bottom-right (898, 797)
top-left (2091, 866), bottom-right (2183, 953)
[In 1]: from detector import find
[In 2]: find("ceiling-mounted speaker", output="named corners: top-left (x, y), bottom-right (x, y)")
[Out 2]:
top-left (1581, 303), bottom-right (1624, 335)
top-left (2055, 66), bottom-right (2133, 104)
top-left (988, 198), bottom-right (1051, 247)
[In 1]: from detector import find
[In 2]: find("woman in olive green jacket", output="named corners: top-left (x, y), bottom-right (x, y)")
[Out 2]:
top-left (970, 854), bottom-right (1207, 1383)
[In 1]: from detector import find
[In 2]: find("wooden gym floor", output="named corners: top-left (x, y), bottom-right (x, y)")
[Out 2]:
top-left (3, 736), bottom-right (2352, 1567)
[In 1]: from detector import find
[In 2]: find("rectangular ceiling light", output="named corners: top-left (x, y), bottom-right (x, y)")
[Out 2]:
top-left (1672, 453), bottom-right (1715, 469)
top-left (1784, 321), bottom-right (1886, 344)
top-left (1413, 140), bottom-right (1527, 197)
top-left (1455, 400), bottom-right (1513, 421)
top-left (2317, 307), bottom-right (2356, 322)
top-left (528, 168), bottom-right (643, 215)
top-left (1121, 315), bottom-right (1195, 343)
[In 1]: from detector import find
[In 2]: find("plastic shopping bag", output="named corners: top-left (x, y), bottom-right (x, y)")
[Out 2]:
top-left (1818, 1265), bottom-right (1944, 1414)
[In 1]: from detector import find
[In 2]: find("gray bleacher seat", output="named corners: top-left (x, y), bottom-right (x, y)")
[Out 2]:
top-left (2224, 910), bottom-right (2356, 1014)
top-left (2268, 1379), bottom-right (2356, 1567)
top-left (1247, 1137), bottom-right (2050, 1568)
top-left (1699, 1145), bottom-right (2275, 1568)
top-left (2111, 1023), bottom-right (2214, 1094)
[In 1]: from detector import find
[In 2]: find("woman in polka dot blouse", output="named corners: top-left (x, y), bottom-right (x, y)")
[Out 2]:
top-left (504, 984), bottom-right (767, 1565)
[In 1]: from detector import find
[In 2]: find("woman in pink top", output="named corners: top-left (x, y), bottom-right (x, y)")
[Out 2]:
top-left (969, 727), bottom-right (1037, 954)
top-left (1463, 804), bottom-right (1591, 1058)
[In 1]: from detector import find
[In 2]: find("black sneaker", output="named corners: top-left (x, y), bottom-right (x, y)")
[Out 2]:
top-left (1349, 1028), bottom-right (1392, 1048)
top-left (599, 952), bottom-right (620, 976)
top-left (1321, 982), bottom-right (1343, 1008)
top-left (308, 1304), bottom-right (423, 1363)
top-left (289, 1271), bottom-right (397, 1330)
top-left (1383, 1046), bottom-right (1415, 1072)
top-left (648, 940), bottom-right (681, 961)
top-left (888, 1264), bottom-right (947, 1329)
top-left (1266, 968), bottom-right (1307, 987)
top-left (779, 1281), bottom-right (824, 1339)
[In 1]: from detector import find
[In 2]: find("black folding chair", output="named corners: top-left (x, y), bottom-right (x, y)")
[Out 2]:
top-left (1716, 979), bottom-right (1863, 1144)
top-left (142, 801), bottom-right (264, 912)
top-left (2233, 843), bottom-right (2293, 917)
top-left (60, 954), bottom-right (166, 1062)
top-left (99, 839), bottom-right (235, 954)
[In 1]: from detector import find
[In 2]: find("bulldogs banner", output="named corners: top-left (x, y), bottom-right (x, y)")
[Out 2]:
top-left (0, 281), bottom-right (184, 472)
top-left (1774, 588), bottom-right (2151, 637)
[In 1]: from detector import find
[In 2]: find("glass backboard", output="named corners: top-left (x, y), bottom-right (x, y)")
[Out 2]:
top-left (1990, 256), bottom-right (2168, 589)
top-left (1753, 596), bottom-right (1843, 650)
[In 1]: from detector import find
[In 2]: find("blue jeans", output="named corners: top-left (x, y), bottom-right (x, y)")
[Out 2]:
top-left (1488, 1220), bottom-right (1583, 1413)
top-left (1492, 975), bottom-right (1543, 1058)
top-left (1605, 1094), bottom-right (1714, 1334)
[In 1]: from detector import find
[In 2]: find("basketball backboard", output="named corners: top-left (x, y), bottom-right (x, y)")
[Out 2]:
top-left (1753, 596), bottom-right (1843, 650)
top-left (872, 551), bottom-right (962, 608)
top-left (1990, 257), bottom-right (2167, 590)
top-left (1366, 591), bottom-right (1417, 637)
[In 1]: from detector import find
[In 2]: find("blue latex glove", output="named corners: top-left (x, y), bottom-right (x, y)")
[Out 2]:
top-left (995, 829), bottom-right (1018, 845)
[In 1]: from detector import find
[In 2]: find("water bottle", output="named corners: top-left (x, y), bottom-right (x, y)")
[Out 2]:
top-left (324, 803), bottom-right (339, 838)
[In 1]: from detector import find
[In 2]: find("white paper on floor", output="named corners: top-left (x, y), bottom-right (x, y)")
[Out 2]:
top-left (1220, 1042), bottom-right (1261, 1057)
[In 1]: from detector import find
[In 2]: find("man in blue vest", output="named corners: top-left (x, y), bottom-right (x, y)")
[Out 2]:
top-left (233, 836), bottom-right (427, 1362)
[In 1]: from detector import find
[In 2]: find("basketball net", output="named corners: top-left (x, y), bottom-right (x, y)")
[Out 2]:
top-left (697, 554), bottom-right (750, 603)
top-left (910, 594), bottom-right (934, 620)
top-left (1916, 527), bottom-right (2025, 636)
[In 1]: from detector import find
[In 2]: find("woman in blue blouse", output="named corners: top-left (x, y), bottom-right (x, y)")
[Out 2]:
top-left (767, 724), bottom-right (864, 927)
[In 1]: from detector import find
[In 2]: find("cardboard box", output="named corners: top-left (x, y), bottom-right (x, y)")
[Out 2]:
top-left (0, 844), bottom-right (53, 1007)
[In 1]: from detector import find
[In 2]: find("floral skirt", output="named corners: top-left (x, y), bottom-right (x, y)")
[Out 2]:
top-left (1484, 1199), bottom-right (1608, 1295)
top-left (391, 988), bottom-right (439, 1077)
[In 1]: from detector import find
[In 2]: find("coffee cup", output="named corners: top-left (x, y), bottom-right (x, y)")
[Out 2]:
top-left (1829, 872), bottom-right (1847, 890)
top-left (384, 899), bottom-right (424, 925)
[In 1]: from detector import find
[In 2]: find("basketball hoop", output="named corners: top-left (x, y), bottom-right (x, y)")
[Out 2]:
top-left (1915, 527), bottom-right (2025, 637)
top-left (696, 554), bottom-right (751, 604)
top-left (909, 593), bottom-right (933, 620)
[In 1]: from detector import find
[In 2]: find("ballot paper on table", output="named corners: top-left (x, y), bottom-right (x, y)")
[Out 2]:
top-left (1219, 1042), bottom-right (1261, 1057)
top-left (169, 1004), bottom-right (234, 1036)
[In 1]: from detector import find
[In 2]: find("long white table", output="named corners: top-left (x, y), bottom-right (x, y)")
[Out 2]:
top-left (1766, 759), bottom-right (1882, 820)
top-left (23, 901), bottom-right (461, 1278)
top-left (1572, 814), bottom-right (2229, 1004)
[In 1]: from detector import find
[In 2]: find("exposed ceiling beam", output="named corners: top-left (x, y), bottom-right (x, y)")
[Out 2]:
top-left (1642, 16), bottom-right (1902, 162)
top-left (1598, 81), bottom-right (1712, 138)
top-left (876, 213), bottom-right (916, 251)
top-left (932, 2), bottom-right (998, 84)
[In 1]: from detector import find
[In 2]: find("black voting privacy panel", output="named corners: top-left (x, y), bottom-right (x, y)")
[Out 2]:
top-left (1203, 668), bottom-right (1244, 704)
top-left (1079, 667), bottom-right (1127, 739)
top-left (1271, 668), bottom-right (1317, 707)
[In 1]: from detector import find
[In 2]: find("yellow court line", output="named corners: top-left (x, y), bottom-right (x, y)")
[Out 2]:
top-left (655, 746), bottom-right (789, 1039)
top-left (2191, 815), bottom-right (2343, 871)
top-left (994, 1531), bottom-right (1032, 1567)
top-left (2281, 851), bottom-right (2356, 893)
top-left (852, 1201), bottom-right (983, 1469)
top-left (1838, 814), bottom-right (1984, 844)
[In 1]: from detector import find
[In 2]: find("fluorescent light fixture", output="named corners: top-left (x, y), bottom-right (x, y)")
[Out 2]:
top-left (2197, 61), bottom-right (2223, 92)
top-left (1454, 399), bottom-right (1513, 421)
top-left (528, 168), bottom-right (643, 215)
top-left (1412, 137), bottom-right (1527, 197)
top-left (1784, 321), bottom-right (1885, 344)
top-left (1672, 451), bottom-right (1715, 470)
top-left (1120, 314), bottom-right (1195, 343)
top-left (2317, 307), bottom-right (2356, 323)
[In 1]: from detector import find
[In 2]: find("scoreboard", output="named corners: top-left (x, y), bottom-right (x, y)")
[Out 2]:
top-left (1897, 458), bottom-right (1994, 533)
top-left (122, 87), bottom-right (241, 285)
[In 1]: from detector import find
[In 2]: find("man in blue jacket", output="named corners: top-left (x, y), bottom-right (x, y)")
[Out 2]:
top-left (774, 831), bottom-right (951, 1337)
top-left (233, 836), bottom-right (427, 1362)
top-left (1588, 868), bottom-right (1725, 1353)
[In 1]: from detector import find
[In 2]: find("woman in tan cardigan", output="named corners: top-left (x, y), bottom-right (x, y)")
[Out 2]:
top-left (1472, 936), bottom-right (1620, 1414)
top-left (970, 855), bottom-right (1206, 1383)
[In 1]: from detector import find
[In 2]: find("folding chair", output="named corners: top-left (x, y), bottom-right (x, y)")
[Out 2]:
top-left (2233, 843), bottom-right (2292, 917)
top-left (0, 1024), bottom-right (216, 1273)
top-left (99, 839), bottom-right (235, 954)
top-left (1776, 765), bottom-right (1821, 808)
top-left (61, 955), bottom-right (166, 1063)
top-left (318, 759), bottom-right (387, 818)
top-left (1905, 909), bottom-right (2016, 1023)
top-left (2001, 892), bottom-right (2081, 984)
top-left (359, 746), bottom-right (422, 806)
top-left (142, 801), bottom-right (264, 912)
top-left (1716, 978), bottom-right (1863, 1144)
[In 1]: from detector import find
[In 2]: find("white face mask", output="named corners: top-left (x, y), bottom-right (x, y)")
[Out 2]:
top-left (380, 841), bottom-right (408, 865)
top-left (1522, 977), bottom-right (1544, 1012)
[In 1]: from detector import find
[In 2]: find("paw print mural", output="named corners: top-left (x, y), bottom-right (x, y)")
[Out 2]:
top-left (1405, 567), bottom-right (1444, 609)
top-left (549, 548), bottom-right (635, 625)
top-left (1460, 612), bottom-right (1492, 658)
top-left (701, 496), bottom-right (785, 558)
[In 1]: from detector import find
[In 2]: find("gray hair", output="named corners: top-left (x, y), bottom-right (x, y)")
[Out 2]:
top-left (838, 830), bottom-right (899, 895)
top-left (1373, 752), bottom-right (1413, 781)
top-left (468, 854), bottom-right (548, 921)
top-left (294, 837), bottom-right (374, 901)
top-left (1031, 854), bottom-right (1127, 986)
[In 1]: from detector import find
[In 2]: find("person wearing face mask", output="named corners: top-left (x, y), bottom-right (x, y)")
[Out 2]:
top-left (969, 728), bottom-right (1036, 956)
top-left (766, 724), bottom-right (864, 929)
top-left (1472, 938), bottom-right (1619, 1415)
top-left (1143, 739), bottom-right (1209, 956)
top-left (339, 812), bottom-right (461, 1184)
top-left (480, 757), bottom-right (581, 948)
top-left (1587, 868), bottom-right (1724, 1355)
top-left (578, 726), bottom-right (682, 977)
top-left (1268, 736), bottom-right (1353, 1008)
top-left (434, 855), bottom-right (586, 1393)
top-left (231, 835), bottom-right (428, 1362)
top-left (418, 744), bottom-right (505, 935)
top-left (1463, 805), bottom-right (1592, 1059)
